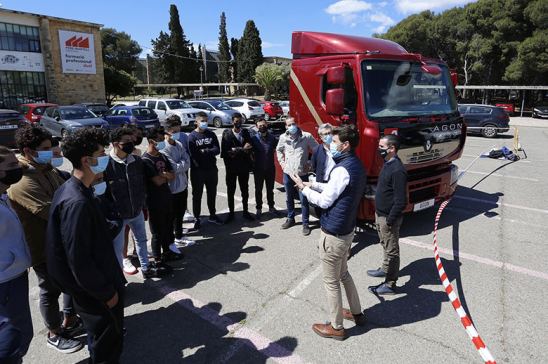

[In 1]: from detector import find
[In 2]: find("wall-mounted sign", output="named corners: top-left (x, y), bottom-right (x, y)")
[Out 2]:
top-left (59, 30), bottom-right (96, 74)
top-left (0, 50), bottom-right (45, 72)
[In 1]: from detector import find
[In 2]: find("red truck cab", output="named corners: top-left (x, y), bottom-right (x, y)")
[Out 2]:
top-left (286, 31), bottom-right (465, 221)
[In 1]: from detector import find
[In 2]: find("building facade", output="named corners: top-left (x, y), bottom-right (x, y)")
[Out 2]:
top-left (0, 8), bottom-right (105, 109)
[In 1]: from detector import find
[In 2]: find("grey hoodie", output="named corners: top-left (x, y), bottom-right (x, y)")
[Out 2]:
top-left (0, 193), bottom-right (31, 283)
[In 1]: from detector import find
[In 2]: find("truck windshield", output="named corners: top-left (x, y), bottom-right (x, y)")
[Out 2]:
top-left (362, 60), bottom-right (457, 119)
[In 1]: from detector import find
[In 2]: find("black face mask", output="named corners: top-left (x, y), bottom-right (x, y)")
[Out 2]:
top-left (135, 137), bottom-right (143, 146)
top-left (0, 168), bottom-right (23, 186)
top-left (378, 148), bottom-right (389, 159)
top-left (233, 122), bottom-right (242, 129)
top-left (121, 142), bottom-right (135, 155)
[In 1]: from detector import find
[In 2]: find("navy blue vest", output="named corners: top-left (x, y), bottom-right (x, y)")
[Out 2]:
top-left (320, 152), bottom-right (366, 235)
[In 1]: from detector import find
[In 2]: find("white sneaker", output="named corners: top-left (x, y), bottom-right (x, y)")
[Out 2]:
top-left (183, 211), bottom-right (196, 223)
top-left (123, 258), bottom-right (138, 275)
top-left (175, 238), bottom-right (196, 248)
top-left (169, 243), bottom-right (181, 254)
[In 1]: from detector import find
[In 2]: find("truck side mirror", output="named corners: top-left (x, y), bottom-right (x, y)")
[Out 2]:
top-left (326, 66), bottom-right (345, 85)
top-left (326, 89), bottom-right (344, 115)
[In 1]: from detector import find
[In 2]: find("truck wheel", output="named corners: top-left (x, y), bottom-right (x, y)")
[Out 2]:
top-left (213, 117), bottom-right (222, 128)
top-left (481, 124), bottom-right (498, 138)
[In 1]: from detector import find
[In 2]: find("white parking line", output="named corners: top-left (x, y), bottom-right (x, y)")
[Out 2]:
top-left (462, 170), bottom-right (539, 182)
top-left (445, 206), bottom-right (547, 230)
top-left (453, 195), bottom-right (548, 215)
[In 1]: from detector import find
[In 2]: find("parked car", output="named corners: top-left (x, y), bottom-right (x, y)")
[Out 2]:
top-left (458, 104), bottom-right (510, 138)
top-left (532, 105), bottom-right (548, 119)
top-left (261, 101), bottom-right (284, 121)
top-left (40, 106), bottom-right (108, 138)
top-left (138, 98), bottom-right (200, 128)
top-left (278, 100), bottom-right (290, 116)
top-left (187, 99), bottom-right (240, 128)
top-left (111, 101), bottom-right (140, 107)
top-left (18, 103), bottom-right (57, 123)
top-left (224, 98), bottom-right (265, 123)
top-left (495, 103), bottom-right (514, 115)
top-left (103, 106), bottom-right (160, 130)
top-left (0, 109), bottom-right (28, 148)
top-left (75, 103), bottom-right (110, 117)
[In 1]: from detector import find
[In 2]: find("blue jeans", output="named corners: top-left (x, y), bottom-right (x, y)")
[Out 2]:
top-left (283, 173), bottom-right (309, 225)
top-left (113, 211), bottom-right (149, 270)
top-left (0, 272), bottom-right (33, 362)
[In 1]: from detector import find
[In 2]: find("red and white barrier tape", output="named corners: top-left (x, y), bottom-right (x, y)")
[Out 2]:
top-left (433, 199), bottom-right (496, 363)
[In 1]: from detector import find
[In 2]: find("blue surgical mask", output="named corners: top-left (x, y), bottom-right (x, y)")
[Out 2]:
top-left (199, 121), bottom-right (208, 130)
top-left (92, 181), bottom-right (107, 196)
top-left (171, 132), bottom-right (181, 141)
top-left (287, 125), bottom-right (298, 135)
top-left (32, 150), bottom-right (53, 165)
top-left (322, 134), bottom-right (333, 145)
top-left (330, 142), bottom-right (342, 159)
top-left (155, 141), bottom-right (166, 150)
top-left (50, 157), bottom-right (64, 168)
top-left (89, 155), bottom-right (109, 175)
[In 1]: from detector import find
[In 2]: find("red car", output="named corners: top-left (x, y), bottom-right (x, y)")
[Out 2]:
top-left (261, 101), bottom-right (283, 121)
top-left (19, 103), bottom-right (58, 123)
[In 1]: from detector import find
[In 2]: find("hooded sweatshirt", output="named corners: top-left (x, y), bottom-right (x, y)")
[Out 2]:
top-left (0, 193), bottom-right (31, 283)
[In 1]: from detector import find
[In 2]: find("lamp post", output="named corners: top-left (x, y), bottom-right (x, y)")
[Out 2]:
top-left (199, 65), bottom-right (203, 92)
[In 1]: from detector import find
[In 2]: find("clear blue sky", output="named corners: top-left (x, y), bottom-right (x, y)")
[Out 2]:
top-left (3, 0), bottom-right (476, 58)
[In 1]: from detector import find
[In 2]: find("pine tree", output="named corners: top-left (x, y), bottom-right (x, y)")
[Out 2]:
top-left (237, 21), bottom-right (263, 83)
top-left (230, 37), bottom-right (239, 82)
top-left (151, 31), bottom-right (173, 83)
top-left (218, 12), bottom-right (231, 83)
top-left (168, 4), bottom-right (194, 85)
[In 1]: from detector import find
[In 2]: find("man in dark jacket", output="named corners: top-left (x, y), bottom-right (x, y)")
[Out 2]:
top-left (310, 123), bottom-right (335, 184)
top-left (46, 128), bottom-right (126, 364)
top-left (251, 118), bottom-right (279, 219)
top-left (367, 134), bottom-right (408, 295)
top-left (102, 127), bottom-right (159, 278)
top-left (221, 113), bottom-right (254, 222)
top-left (188, 111), bottom-right (222, 230)
top-left (292, 126), bottom-right (366, 341)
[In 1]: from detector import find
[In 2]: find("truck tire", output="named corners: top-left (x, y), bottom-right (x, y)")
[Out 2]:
top-left (213, 117), bottom-right (222, 128)
top-left (481, 124), bottom-right (498, 138)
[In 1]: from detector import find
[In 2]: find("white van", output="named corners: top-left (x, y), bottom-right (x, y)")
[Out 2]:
top-left (138, 98), bottom-right (201, 128)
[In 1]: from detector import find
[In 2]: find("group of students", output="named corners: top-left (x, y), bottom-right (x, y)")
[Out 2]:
top-left (0, 108), bottom-right (408, 362)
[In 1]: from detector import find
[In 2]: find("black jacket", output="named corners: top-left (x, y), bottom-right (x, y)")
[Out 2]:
top-left (188, 129), bottom-right (220, 169)
top-left (311, 145), bottom-right (330, 183)
top-left (375, 156), bottom-right (408, 225)
top-left (221, 128), bottom-right (253, 172)
top-left (102, 154), bottom-right (147, 220)
top-left (46, 177), bottom-right (125, 303)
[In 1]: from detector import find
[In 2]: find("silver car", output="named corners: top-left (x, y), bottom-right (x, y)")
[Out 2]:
top-left (188, 99), bottom-right (240, 128)
top-left (40, 106), bottom-right (108, 138)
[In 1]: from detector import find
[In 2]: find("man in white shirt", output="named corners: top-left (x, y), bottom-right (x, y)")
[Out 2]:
top-left (292, 126), bottom-right (366, 341)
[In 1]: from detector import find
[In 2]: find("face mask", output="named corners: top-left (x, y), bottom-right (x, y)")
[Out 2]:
top-left (287, 124), bottom-right (298, 135)
top-left (199, 121), bottom-right (208, 130)
top-left (135, 137), bottom-right (144, 146)
top-left (120, 142), bottom-right (135, 155)
top-left (378, 147), bottom-right (389, 159)
top-left (330, 143), bottom-right (342, 159)
top-left (50, 157), bottom-right (64, 168)
top-left (322, 134), bottom-right (333, 145)
top-left (0, 168), bottom-right (23, 186)
top-left (233, 121), bottom-right (242, 129)
top-left (171, 132), bottom-right (181, 141)
top-left (92, 181), bottom-right (107, 196)
top-left (155, 141), bottom-right (166, 151)
top-left (89, 155), bottom-right (109, 175)
top-left (32, 150), bottom-right (53, 165)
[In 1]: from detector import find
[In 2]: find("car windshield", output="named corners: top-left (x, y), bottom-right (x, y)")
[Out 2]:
top-left (362, 60), bottom-right (457, 119)
top-left (131, 108), bottom-right (157, 117)
top-left (166, 100), bottom-right (191, 109)
top-left (88, 105), bottom-right (109, 114)
top-left (208, 101), bottom-right (231, 110)
top-left (60, 107), bottom-right (97, 120)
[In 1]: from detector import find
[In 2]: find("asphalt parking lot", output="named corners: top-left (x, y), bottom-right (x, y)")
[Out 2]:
top-left (23, 118), bottom-right (548, 363)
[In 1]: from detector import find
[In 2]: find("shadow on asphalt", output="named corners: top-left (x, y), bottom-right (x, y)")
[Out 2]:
top-left (362, 257), bottom-right (458, 330)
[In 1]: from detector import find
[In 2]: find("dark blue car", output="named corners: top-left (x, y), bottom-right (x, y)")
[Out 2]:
top-left (103, 106), bottom-right (160, 130)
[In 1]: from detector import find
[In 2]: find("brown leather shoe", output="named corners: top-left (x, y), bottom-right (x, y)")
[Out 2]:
top-left (312, 323), bottom-right (346, 341)
top-left (342, 308), bottom-right (367, 326)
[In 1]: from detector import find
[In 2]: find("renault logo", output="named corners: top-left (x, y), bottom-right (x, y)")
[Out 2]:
top-left (424, 139), bottom-right (433, 152)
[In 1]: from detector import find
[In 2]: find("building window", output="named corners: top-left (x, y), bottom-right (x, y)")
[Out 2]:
top-left (0, 22), bottom-right (41, 53)
top-left (0, 71), bottom-right (47, 109)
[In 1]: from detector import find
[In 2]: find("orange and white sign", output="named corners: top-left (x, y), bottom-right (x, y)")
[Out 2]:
top-left (59, 30), bottom-right (96, 74)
